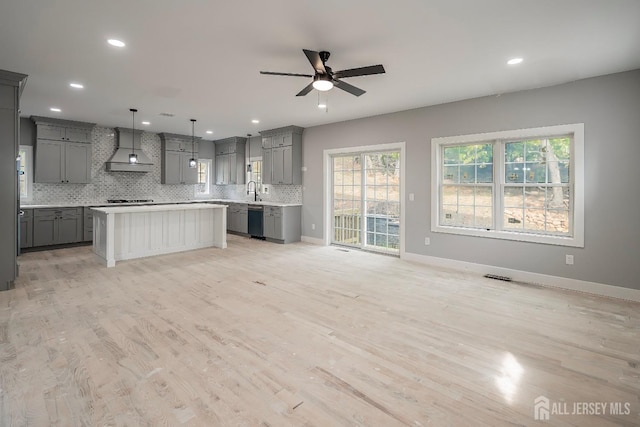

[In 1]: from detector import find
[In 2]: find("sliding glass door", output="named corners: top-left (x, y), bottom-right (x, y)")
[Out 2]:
top-left (332, 151), bottom-right (400, 254)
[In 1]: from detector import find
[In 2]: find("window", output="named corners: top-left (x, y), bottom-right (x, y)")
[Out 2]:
top-left (195, 158), bottom-right (212, 196)
top-left (18, 145), bottom-right (33, 202)
top-left (248, 158), bottom-right (262, 187)
top-left (431, 123), bottom-right (584, 247)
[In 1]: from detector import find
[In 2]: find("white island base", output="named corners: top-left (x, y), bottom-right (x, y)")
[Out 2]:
top-left (92, 204), bottom-right (227, 267)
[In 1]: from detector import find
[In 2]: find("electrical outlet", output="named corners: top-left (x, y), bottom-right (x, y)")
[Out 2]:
top-left (263, 186), bottom-right (269, 194)
top-left (409, 193), bottom-right (415, 201)
top-left (424, 237), bottom-right (430, 245)
top-left (311, 224), bottom-right (315, 230)
top-left (566, 254), bottom-right (574, 265)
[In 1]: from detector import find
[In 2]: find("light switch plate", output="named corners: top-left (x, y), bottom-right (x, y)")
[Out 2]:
top-left (409, 193), bottom-right (415, 201)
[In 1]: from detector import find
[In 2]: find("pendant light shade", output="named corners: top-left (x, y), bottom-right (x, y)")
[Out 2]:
top-left (189, 119), bottom-right (197, 168)
top-left (129, 108), bottom-right (138, 164)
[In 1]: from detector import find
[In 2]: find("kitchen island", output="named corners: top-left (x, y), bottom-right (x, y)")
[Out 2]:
top-left (91, 203), bottom-right (227, 267)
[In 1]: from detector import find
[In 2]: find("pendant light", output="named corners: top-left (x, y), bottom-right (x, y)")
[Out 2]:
top-left (246, 133), bottom-right (252, 173)
top-left (129, 108), bottom-right (138, 164)
top-left (188, 119), bottom-right (197, 168)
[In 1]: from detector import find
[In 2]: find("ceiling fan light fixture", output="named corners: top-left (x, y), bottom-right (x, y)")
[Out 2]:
top-left (312, 75), bottom-right (333, 91)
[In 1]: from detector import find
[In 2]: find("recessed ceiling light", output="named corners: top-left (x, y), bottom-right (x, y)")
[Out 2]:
top-left (141, 121), bottom-right (150, 125)
top-left (251, 119), bottom-right (260, 124)
top-left (507, 57), bottom-right (523, 65)
top-left (50, 107), bottom-right (61, 112)
top-left (69, 83), bottom-right (84, 89)
top-left (206, 130), bottom-right (213, 134)
top-left (107, 39), bottom-right (126, 48)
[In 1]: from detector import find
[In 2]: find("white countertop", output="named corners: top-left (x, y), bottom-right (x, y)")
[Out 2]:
top-left (22, 199), bottom-right (302, 209)
top-left (91, 203), bottom-right (227, 214)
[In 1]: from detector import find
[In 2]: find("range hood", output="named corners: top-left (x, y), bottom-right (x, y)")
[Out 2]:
top-left (105, 127), bottom-right (153, 172)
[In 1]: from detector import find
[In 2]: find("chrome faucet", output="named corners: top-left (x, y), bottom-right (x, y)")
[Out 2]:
top-left (247, 180), bottom-right (259, 202)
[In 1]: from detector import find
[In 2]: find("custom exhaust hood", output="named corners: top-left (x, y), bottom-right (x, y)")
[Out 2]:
top-left (105, 127), bottom-right (153, 172)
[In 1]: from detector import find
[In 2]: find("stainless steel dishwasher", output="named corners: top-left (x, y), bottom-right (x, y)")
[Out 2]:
top-left (248, 205), bottom-right (264, 239)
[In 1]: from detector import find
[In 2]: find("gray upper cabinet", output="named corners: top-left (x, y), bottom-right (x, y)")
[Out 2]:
top-left (214, 137), bottom-right (246, 185)
top-left (32, 116), bottom-right (95, 184)
top-left (159, 133), bottom-right (200, 184)
top-left (36, 123), bottom-right (91, 143)
top-left (260, 126), bottom-right (303, 185)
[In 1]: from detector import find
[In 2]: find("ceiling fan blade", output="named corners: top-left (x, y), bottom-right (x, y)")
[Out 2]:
top-left (333, 79), bottom-right (366, 97)
top-left (260, 71), bottom-right (313, 77)
top-left (296, 83), bottom-right (314, 97)
top-left (333, 64), bottom-right (386, 79)
top-left (303, 49), bottom-right (326, 74)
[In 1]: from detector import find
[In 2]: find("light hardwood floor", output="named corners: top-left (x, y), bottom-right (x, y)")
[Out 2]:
top-left (1, 235), bottom-right (638, 426)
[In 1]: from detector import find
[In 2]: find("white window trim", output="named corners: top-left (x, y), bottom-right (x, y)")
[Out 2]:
top-left (194, 158), bottom-right (212, 198)
top-left (431, 123), bottom-right (584, 247)
top-left (19, 145), bottom-right (33, 203)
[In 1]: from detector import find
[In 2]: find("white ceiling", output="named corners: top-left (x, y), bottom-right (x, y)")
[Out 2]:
top-left (2, 0), bottom-right (639, 139)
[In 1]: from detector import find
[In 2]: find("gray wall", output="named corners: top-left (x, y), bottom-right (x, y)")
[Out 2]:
top-left (20, 117), bottom-right (35, 146)
top-left (302, 70), bottom-right (640, 291)
top-left (199, 138), bottom-right (214, 160)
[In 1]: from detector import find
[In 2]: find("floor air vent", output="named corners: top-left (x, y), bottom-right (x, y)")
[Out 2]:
top-left (484, 274), bottom-right (512, 282)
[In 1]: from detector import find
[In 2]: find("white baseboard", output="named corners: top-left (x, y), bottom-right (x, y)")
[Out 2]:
top-left (402, 252), bottom-right (640, 303)
top-left (301, 236), bottom-right (325, 245)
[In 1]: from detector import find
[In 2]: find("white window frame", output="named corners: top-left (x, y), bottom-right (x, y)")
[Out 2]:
top-left (431, 123), bottom-right (584, 247)
top-left (194, 158), bottom-right (212, 197)
top-left (18, 145), bottom-right (33, 202)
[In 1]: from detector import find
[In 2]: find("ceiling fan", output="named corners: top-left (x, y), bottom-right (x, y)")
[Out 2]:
top-left (260, 49), bottom-right (385, 97)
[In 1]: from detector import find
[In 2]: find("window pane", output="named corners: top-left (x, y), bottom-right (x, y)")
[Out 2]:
top-left (458, 206), bottom-right (475, 227)
top-left (458, 186), bottom-right (474, 206)
top-left (505, 141), bottom-right (524, 162)
top-left (441, 205), bottom-right (457, 226)
top-left (475, 187), bottom-right (492, 207)
top-left (548, 137), bottom-right (571, 161)
top-left (504, 187), bottom-right (524, 208)
top-left (525, 162), bottom-right (545, 183)
top-left (524, 209), bottom-right (546, 231)
top-left (444, 146), bottom-right (459, 164)
top-left (525, 187), bottom-right (546, 208)
top-left (443, 166), bottom-right (459, 183)
top-left (477, 164), bottom-right (493, 183)
top-left (546, 210), bottom-right (570, 234)
top-left (475, 207), bottom-right (492, 228)
top-left (460, 165), bottom-right (475, 183)
top-left (504, 209), bottom-right (524, 230)
top-left (476, 143), bottom-right (493, 164)
top-left (442, 185), bottom-right (458, 205)
top-left (505, 163), bottom-right (524, 183)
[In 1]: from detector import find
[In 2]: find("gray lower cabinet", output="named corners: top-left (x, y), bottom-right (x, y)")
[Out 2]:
top-left (227, 203), bottom-right (248, 234)
top-left (263, 205), bottom-right (301, 243)
top-left (20, 209), bottom-right (33, 249)
top-left (83, 207), bottom-right (93, 241)
top-left (33, 207), bottom-right (83, 246)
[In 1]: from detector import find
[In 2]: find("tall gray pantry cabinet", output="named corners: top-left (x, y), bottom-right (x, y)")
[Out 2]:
top-left (0, 69), bottom-right (27, 291)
